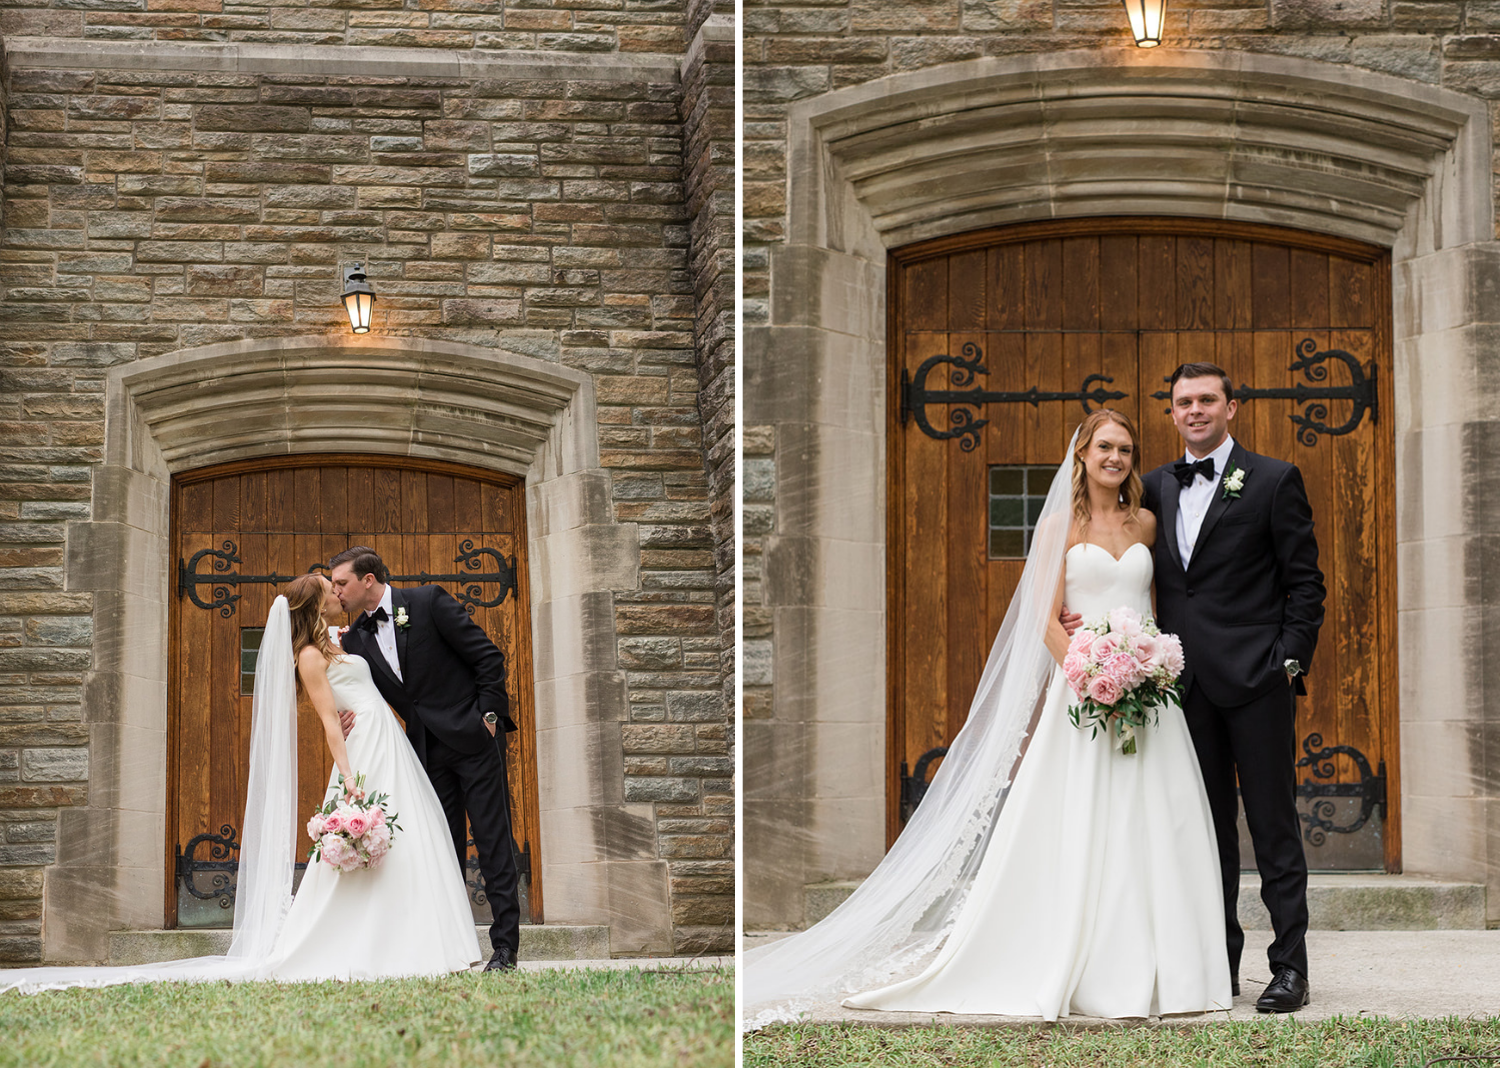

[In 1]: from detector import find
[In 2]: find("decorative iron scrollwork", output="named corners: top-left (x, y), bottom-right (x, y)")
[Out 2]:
top-left (899, 746), bottom-right (949, 823)
top-left (901, 343), bottom-right (1127, 452)
top-left (464, 837), bottom-right (531, 908)
top-left (1150, 338), bottom-right (1377, 446)
top-left (179, 540), bottom-right (518, 617)
top-left (1294, 732), bottom-right (1387, 847)
top-left (175, 824), bottom-right (241, 909)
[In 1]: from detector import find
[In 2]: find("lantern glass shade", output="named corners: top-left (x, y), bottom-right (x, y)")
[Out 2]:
top-left (1120, 0), bottom-right (1166, 45)
top-left (340, 264), bottom-right (376, 334)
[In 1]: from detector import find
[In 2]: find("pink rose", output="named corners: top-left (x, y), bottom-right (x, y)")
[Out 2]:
top-left (320, 833), bottom-right (349, 868)
top-left (345, 812), bottom-right (370, 837)
top-left (1132, 634), bottom-right (1164, 673)
top-left (370, 805), bottom-right (386, 828)
top-left (1107, 608), bottom-right (1142, 637)
top-left (306, 815), bottom-right (325, 840)
top-left (1067, 629), bottom-right (1095, 659)
top-left (1104, 651), bottom-right (1142, 690)
top-left (1087, 672), bottom-right (1123, 706)
top-left (322, 811), bottom-right (344, 835)
top-left (1089, 633), bottom-right (1120, 662)
top-left (1062, 651), bottom-right (1087, 687)
top-left (1159, 634), bottom-right (1185, 678)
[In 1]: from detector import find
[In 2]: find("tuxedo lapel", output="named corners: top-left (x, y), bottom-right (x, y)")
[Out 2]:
top-left (391, 586), bottom-right (410, 680)
top-left (1156, 469), bottom-right (1185, 572)
top-left (1186, 442), bottom-right (1248, 572)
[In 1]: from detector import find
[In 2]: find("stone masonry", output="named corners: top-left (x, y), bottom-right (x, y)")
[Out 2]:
top-left (0, 14), bottom-right (733, 961)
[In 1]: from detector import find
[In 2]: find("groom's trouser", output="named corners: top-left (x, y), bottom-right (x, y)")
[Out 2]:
top-left (424, 727), bottom-right (522, 958)
top-left (1182, 680), bottom-right (1309, 981)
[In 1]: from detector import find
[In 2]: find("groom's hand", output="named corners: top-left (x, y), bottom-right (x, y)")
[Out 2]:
top-left (339, 708), bottom-right (355, 738)
top-left (1059, 605), bottom-right (1083, 636)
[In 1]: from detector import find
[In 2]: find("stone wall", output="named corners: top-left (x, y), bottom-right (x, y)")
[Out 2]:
top-left (0, 1), bottom-right (688, 54)
top-left (0, 34), bottom-right (732, 960)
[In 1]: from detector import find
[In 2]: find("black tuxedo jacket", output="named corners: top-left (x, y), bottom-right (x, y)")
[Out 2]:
top-left (341, 584), bottom-right (515, 762)
top-left (1142, 442), bottom-right (1326, 708)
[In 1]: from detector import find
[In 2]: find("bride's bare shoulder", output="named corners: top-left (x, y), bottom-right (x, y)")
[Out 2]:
top-left (296, 643), bottom-right (331, 675)
top-left (1133, 507), bottom-right (1158, 545)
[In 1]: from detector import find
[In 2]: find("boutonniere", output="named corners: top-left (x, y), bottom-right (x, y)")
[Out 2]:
top-left (1221, 463), bottom-right (1247, 500)
top-left (393, 606), bottom-right (410, 629)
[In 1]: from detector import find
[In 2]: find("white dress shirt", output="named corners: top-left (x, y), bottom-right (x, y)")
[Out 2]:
top-left (1175, 435), bottom-right (1236, 569)
top-left (370, 584), bottom-right (403, 681)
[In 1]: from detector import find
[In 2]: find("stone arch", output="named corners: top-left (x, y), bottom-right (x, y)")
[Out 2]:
top-left (52, 335), bottom-right (656, 959)
top-left (747, 50), bottom-right (1498, 926)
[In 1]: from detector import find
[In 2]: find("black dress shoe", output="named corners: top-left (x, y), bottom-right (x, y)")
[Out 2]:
top-left (483, 947), bottom-right (517, 972)
top-left (1255, 967), bottom-right (1309, 1013)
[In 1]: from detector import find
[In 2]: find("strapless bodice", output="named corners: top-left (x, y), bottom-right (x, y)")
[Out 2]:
top-left (325, 653), bottom-right (389, 720)
top-left (1063, 542), bottom-right (1154, 620)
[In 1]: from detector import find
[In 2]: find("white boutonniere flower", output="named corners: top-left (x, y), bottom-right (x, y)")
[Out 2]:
top-left (1221, 464), bottom-right (1247, 500)
top-left (394, 606), bottom-right (410, 629)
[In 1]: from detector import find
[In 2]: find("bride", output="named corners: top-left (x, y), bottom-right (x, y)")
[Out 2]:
top-left (0, 574), bottom-right (480, 994)
top-left (744, 410), bottom-right (1230, 1025)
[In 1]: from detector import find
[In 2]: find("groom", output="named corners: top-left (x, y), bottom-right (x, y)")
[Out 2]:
top-left (329, 546), bottom-right (522, 972)
top-left (1143, 362), bottom-right (1326, 1012)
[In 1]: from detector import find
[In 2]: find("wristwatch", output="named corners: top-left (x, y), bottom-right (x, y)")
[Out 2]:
top-left (1284, 658), bottom-right (1303, 678)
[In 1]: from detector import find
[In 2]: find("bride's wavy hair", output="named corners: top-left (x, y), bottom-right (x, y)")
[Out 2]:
top-left (1070, 408), bottom-right (1143, 535)
top-left (284, 573), bottom-right (338, 689)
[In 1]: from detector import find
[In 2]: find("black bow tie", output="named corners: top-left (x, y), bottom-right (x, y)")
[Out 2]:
top-left (1173, 457), bottom-right (1216, 488)
top-left (356, 606), bottom-right (389, 633)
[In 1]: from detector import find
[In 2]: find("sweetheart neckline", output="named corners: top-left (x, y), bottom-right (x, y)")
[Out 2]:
top-left (1066, 541), bottom-right (1151, 565)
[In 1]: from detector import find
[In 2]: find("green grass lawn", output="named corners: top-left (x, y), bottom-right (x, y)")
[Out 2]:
top-left (0, 965), bottom-right (733, 1068)
top-left (743, 1018), bottom-right (1500, 1068)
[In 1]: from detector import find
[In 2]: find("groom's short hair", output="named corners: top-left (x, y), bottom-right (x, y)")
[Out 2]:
top-left (329, 545), bottom-right (389, 584)
top-left (1169, 361), bottom-right (1234, 402)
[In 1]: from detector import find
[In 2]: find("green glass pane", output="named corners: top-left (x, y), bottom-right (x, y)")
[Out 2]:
top-left (242, 628), bottom-right (263, 650)
top-left (1028, 497), bottom-right (1047, 524)
top-left (241, 672), bottom-right (255, 696)
top-left (1027, 466), bottom-right (1057, 492)
top-left (990, 528), bottom-right (1025, 558)
top-left (990, 498), bottom-right (1023, 526)
top-left (989, 467), bottom-right (1024, 495)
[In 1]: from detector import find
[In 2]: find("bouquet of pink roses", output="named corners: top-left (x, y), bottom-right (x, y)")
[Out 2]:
top-left (306, 772), bottom-right (401, 873)
top-left (1062, 606), bottom-right (1185, 755)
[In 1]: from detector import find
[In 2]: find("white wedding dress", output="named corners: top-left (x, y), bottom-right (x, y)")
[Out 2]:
top-left (844, 542), bottom-right (1231, 1020)
top-left (267, 650), bottom-right (481, 980)
top-left (0, 616), bottom-right (480, 994)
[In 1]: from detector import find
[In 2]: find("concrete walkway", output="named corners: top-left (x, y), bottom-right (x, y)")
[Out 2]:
top-left (484, 955), bottom-right (732, 974)
top-left (743, 931), bottom-right (1500, 1024)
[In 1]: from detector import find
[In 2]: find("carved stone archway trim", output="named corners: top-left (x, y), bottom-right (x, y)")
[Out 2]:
top-left (746, 50), bottom-right (1500, 927)
top-left (49, 335), bottom-right (674, 959)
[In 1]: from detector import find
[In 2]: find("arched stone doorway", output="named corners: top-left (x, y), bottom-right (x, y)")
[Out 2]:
top-left (51, 335), bottom-right (658, 958)
top-left (746, 50), bottom-right (1499, 927)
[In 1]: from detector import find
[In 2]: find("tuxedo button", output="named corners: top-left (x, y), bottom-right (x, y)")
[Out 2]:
top-left (1186, 589), bottom-right (1194, 597)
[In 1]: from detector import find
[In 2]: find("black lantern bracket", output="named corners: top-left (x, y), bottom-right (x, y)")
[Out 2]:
top-left (901, 342), bottom-right (1128, 452)
top-left (178, 539), bottom-right (518, 617)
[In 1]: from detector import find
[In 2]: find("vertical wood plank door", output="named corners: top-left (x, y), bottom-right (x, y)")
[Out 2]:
top-left (169, 456), bottom-right (541, 927)
top-left (888, 219), bottom-right (1399, 873)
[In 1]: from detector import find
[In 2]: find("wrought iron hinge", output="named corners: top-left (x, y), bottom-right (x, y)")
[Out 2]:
top-left (1151, 338), bottom-right (1377, 446)
top-left (901, 342), bottom-right (1126, 452)
top-left (899, 746), bottom-right (949, 823)
top-left (1294, 733), bottom-right (1387, 847)
top-left (178, 539), bottom-right (518, 617)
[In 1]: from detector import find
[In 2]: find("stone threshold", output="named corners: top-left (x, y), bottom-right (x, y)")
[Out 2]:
top-left (107, 923), bottom-right (610, 966)
top-left (2, 36), bottom-right (683, 83)
top-left (802, 873), bottom-right (1487, 931)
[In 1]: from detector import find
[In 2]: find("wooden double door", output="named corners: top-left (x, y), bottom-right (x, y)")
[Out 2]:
top-left (168, 456), bottom-right (541, 926)
top-left (889, 219), bottom-right (1399, 872)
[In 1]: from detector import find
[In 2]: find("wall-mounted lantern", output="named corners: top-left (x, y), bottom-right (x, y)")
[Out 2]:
top-left (1121, 0), bottom-right (1166, 46)
top-left (340, 263), bottom-right (376, 334)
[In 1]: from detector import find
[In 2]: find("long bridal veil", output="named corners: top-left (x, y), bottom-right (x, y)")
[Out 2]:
top-left (0, 597), bottom-right (300, 994)
top-left (742, 432), bottom-right (1080, 1029)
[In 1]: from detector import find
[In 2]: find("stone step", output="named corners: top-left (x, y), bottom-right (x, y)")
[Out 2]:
top-left (803, 874), bottom-right (1487, 932)
top-left (107, 924), bottom-right (610, 967)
